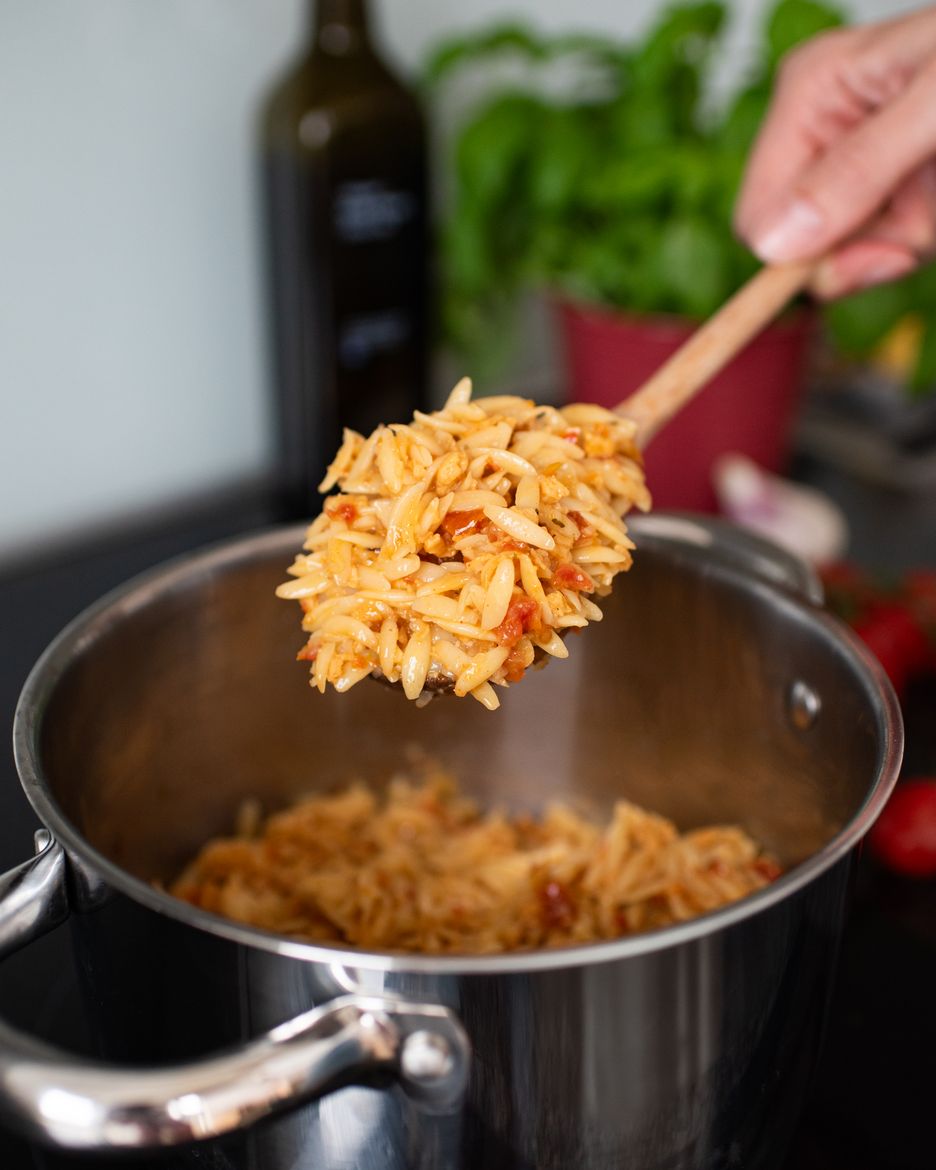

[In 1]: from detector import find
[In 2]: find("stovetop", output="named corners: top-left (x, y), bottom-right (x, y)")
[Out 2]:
top-left (0, 470), bottom-right (933, 1170)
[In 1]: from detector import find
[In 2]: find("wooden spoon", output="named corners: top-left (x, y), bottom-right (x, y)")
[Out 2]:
top-left (616, 259), bottom-right (816, 447)
top-left (378, 260), bottom-right (817, 698)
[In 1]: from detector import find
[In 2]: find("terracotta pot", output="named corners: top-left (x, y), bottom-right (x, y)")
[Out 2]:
top-left (556, 300), bottom-right (815, 512)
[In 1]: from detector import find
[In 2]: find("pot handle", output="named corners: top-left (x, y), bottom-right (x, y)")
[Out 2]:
top-left (0, 992), bottom-right (469, 1150)
top-left (0, 837), bottom-right (470, 1150)
top-left (0, 830), bottom-right (69, 961)
top-left (629, 513), bottom-right (824, 605)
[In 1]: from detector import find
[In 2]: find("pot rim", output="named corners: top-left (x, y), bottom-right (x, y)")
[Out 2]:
top-left (12, 520), bottom-right (904, 975)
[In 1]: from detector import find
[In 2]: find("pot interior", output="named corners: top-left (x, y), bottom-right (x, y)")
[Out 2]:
top-left (32, 522), bottom-right (887, 888)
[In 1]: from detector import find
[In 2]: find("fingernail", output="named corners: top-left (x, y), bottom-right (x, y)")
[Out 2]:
top-left (752, 198), bottom-right (825, 262)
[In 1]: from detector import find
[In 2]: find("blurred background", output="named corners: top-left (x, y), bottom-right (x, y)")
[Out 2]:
top-left (0, 0), bottom-right (929, 560)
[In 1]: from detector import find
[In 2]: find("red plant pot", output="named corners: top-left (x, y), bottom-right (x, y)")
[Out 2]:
top-left (556, 300), bottom-right (815, 513)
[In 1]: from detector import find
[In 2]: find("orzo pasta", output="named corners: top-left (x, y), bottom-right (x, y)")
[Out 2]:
top-left (170, 771), bottom-right (781, 954)
top-left (277, 379), bottom-right (650, 707)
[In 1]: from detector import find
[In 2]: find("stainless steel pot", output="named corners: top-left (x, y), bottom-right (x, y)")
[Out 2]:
top-left (0, 515), bottom-right (902, 1169)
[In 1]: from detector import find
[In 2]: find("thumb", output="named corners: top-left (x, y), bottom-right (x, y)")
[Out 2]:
top-left (748, 63), bottom-right (936, 263)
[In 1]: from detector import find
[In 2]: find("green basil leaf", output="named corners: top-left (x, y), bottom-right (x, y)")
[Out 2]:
top-left (526, 107), bottom-right (595, 214)
top-left (765, 0), bottom-right (844, 69)
top-left (671, 147), bottom-right (721, 211)
top-left (633, 2), bottom-right (726, 83)
top-left (424, 24), bottom-right (545, 85)
top-left (544, 34), bottom-right (631, 70)
top-left (443, 212), bottom-right (496, 300)
top-left (455, 93), bottom-right (543, 203)
top-left (824, 281), bottom-right (911, 356)
top-left (716, 83), bottom-right (772, 153)
top-left (655, 216), bottom-right (731, 318)
top-left (580, 153), bottom-right (677, 214)
top-left (910, 319), bottom-right (936, 395)
top-left (610, 92), bottom-right (684, 148)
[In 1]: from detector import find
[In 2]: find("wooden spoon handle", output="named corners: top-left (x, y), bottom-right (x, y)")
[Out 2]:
top-left (617, 260), bottom-right (817, 447)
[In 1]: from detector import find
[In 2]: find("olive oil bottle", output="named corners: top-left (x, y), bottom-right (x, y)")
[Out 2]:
top-left (262, 0), bottom-right (428, 517)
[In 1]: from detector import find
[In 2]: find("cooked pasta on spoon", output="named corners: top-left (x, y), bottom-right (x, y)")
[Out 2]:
top-left (277, 262), bottom-right (816, 708)
top-left (276, 378), bottom-right (650, 709)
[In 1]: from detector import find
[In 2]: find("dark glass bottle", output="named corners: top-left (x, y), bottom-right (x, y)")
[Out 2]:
top-left (262, 0), bottom-right (428, 518)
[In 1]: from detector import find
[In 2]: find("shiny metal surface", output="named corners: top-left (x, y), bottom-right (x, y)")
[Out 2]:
top-left (1, 515), bottom-right (903, 1167)
top-left (0, 830), bottom-right (68, 962)
top-left (394, 514), bottom-right (825, 696)
top-left (12, 516), bottom-right (898, 972)
top-left (631, 512), bottom-right (825, 605)
top-left (0, 994), bottom-right (468, 1149)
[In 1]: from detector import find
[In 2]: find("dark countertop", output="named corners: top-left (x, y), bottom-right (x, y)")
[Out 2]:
top-left (0, 472), bottom-right (933, 1170)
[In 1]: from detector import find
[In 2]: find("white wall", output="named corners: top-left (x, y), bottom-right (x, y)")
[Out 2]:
top-left (0, 0), bottom-right (911, 554)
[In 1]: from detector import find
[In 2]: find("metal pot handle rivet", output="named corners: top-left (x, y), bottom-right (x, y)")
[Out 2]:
top-left (789, 680), bottom-right (822, 730)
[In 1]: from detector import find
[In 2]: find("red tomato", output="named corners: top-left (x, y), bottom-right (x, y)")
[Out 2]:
top-left (552, 564), bottom-right (595, 593)
top-left (821, 562), bottom-right (876, 624)
top-left (853, 604), bottom-right (931, 698)
top-left (904, 569), bottom-right (936, 604)
top-left (869, 780), bottom-right (936, 879)
top-left (494, 596), bottom-right (540, 648)
top-left (903, 570), bottom-right (936, 666)
top-left (324, 498), bottom-right (358, 525)
top-left (439, 508), bottom-right (486, 542)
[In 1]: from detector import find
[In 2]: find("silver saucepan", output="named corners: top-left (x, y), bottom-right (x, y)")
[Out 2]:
top-left (0, 515), bottom-right (902, 1169)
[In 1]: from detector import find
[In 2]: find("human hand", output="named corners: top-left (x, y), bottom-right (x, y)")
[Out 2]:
top-left (735, 5), bottom-right (936, 298)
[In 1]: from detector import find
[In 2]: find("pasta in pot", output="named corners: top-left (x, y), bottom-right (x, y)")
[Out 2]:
top-left (169, 771), bottom-right (781, 955)
top-left (277, 379), bottom-right (650, 708)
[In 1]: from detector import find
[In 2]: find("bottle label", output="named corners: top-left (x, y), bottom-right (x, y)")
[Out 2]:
top-left (338, 309), bottom-right (410, 369)
top-left (333, 180), bottom-right (416, 244)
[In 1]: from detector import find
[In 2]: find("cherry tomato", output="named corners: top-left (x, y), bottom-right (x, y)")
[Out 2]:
top-left (903, 570), bottom-right (936, 666)
top-left (821, 562), bottom-right (876, 625)
top-left (869, 779), bottom-right (936, 879)
top-left (853, 603), bottom-right (931, 699)
top-left (821, 562), bottom-right (936, 693)
top-left (904, 569), bottom-right (936, 605)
